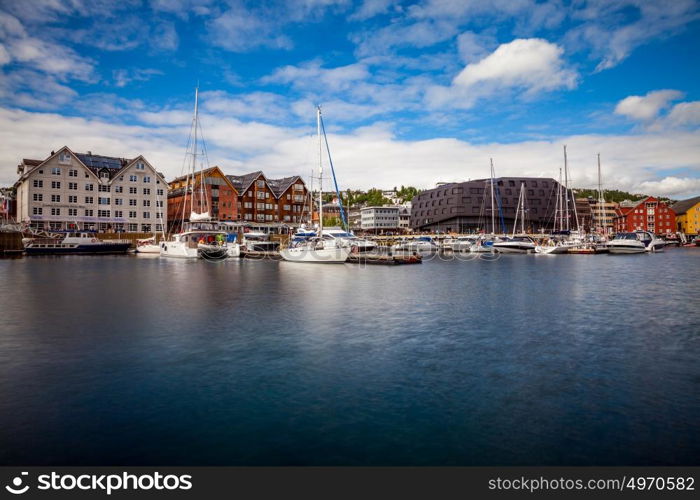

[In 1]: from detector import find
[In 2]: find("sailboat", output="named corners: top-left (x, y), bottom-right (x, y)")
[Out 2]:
top-left (280, 106), bottom-right (350, 264)
top-left (160, 87), bottom-right (229, 260)
top-left (492, 182), bottom-right (536, 253)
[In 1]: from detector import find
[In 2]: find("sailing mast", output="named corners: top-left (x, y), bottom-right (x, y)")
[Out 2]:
top-left (563, 145), bottom-right (569, 231)
top-left (597, 153), bottom-right (604, 234)
top-left (317, 106), bottom-right (323, 235)
top-left (490, 158), bottom-right (495, 234)
top-left (513, 183), bottom-right (524, 237)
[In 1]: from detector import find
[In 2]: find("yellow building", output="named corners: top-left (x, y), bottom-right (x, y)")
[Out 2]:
top-left (671, 196), bottom-right (700, 236)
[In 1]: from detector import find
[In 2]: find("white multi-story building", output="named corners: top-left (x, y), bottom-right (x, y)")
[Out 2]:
top-left (361, 205), bottom-right (400, 232)
top-left (14, 146), bottom-right (167, 233)
top-left (398, 203), bottom-right (411, 230)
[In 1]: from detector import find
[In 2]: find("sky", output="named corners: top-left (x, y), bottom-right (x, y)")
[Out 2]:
top-left (1, 0), bottom-right (699, 198)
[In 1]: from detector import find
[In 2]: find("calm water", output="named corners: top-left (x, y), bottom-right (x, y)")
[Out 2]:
top-left (0, 249), bottom-right (699, 466)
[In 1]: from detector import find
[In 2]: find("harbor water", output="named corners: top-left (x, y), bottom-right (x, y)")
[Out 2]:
top-left (1, 249), bottom-right (699, 465)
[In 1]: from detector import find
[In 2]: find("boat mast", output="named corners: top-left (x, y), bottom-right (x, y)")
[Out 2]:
top-left (317, 106), bottom-right (323, 235)
top-left (597, 153), bottom-right (604, 234)
top-left (490, 158), bottom-right (495, 234)
top-left (563, 145), bottom-right (569, 231)
top-left (557, 167), bottom-right (563, 232)
top-left (513, 183), bottom-right (523, 237)
top-left (521, 183), bottom-right (526, 235)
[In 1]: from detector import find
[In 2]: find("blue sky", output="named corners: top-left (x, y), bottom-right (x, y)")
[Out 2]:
top-left (1, 0), bottom-right (699, 197)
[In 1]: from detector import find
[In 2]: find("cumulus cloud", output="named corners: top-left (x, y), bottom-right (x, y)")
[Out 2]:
top-left (667, 101), bottom-right (700, 128)
top-left (614, 89), bottom-right (684, 121)
top-left (635, 177), bottom-right (700, 198)
top-left (427, 38), bottom-right (577, 110)
top-left (262, 61), bottom-right (370, 92)
top-left (453, 38), bottom-right (577, 93)
top-left (112, 68), bottom-right (164, 88)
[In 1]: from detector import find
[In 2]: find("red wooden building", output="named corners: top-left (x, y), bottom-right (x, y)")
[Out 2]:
top-left (613, 196), bottom-right (676, 234)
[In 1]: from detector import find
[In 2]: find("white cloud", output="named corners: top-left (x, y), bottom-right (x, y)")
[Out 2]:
top-left (667, 101), bottom-right (700, 128)
top-left (349, 0), bottom-right (393, 21)
top-left (456, 31), bottom-right (495, 63)
top-left (635, 177), bottom-right (700, 198)
top-left (112, 68), bottom-right (163, 88)
top-left (614, 89), bottom-right (684, 121)
top-left (453, 38), bottom-right (577, 93)
top-left (207, 4), bottom-right (294, 52)
top-left (1, 107), bottom-right (699, 200)
top-left (0, 43), bottom-right (9, 65)
top-left (262, 61), bottom-right (370, 92)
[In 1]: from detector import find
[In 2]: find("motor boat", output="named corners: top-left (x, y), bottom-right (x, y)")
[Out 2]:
top-left (442, 236), bottom-right (478, 252)
top-left (608, 231), bottom-right (665, 254)
top-left (492, 236), bottom-right (537, 254)
top-left (320, 228), bottom-right (376, 253)
top-left (23, 232), bottom-right (131, 255)
top-left (160, 221), bottom-right (229, 259)
top-left (392, 236), bottom-right (438, 253)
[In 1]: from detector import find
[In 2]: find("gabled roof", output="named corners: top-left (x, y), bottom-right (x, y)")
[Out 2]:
top-left (670, 195), bottom-right (700, 215)
top-left (170, 166), bottom-right (223, 185)
top-left (22, 159), bottom-right (42, 167)
top-left (226, 171), bottom-right (266, 193)
top-left (267, 175), bottom-right (304, 198)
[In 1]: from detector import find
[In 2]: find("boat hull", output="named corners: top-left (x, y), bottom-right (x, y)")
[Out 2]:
top-left (24, 243), bottom-right (130, 255)
top-left (607, 244), bottom-right (646, 254)
top-left (280, 246), bottom-right (350, 263)
top-left (493, 243), bottom-right (535, 254)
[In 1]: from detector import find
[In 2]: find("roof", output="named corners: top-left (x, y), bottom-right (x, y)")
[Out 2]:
top-left (267, 175), bottom-right (302, 197)
top-left (75, 153), bottom-right (130, 170)
top-left (22, 159), bottom-right (42, 166)
top-left (226, 171), bottom-right (264, 193)
top-left (670, 195), bottom-right (700, 215)
top-left (170, 166), bottom-right (222, 184)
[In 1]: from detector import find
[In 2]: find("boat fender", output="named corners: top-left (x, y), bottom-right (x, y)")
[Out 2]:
top-left (91, 238), bottom-right (97, 243)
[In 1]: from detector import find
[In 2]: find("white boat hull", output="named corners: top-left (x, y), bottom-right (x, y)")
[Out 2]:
top-left (280, 246), bottom-right (350, 263)
top-left (493, 243), bottom-right (536, 254)
top-left (159, 241), bottom-right (199, 258)
top-left (136, 244), bottom-right (161, 254)
top-left (226, 243), bottom-right (241, 258)
top-left (607, 243), bottom-right (646, 254)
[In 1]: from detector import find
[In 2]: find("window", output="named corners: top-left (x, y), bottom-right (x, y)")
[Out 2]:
top-left (69, 182), bottom-right (78, 190)
top-left (84, 209), bottom-right (93, 216)
top-left (114, 210), bottom-right (123, 218)
top-left (128, 223), bottom-right (138, 231)
top-left (98, 210), bottom-right (110, 218)
top-left (129, 211), bottom-right (136, 218)
top-left (85, 196), bottom-right (94, 204)
top-left (256, 180), bottom-right (265, 188)
top-left (283, 204), bottom-right (291, 211)
top-left (69, 195), bottom-right (77, 203)
top-left (51, 195), bottom-right (61, 202)
top-left (114, 186), bottom-right (123, 193)
top-left (33, 193), bottom-right (43, 201)
top-left (141, 224), bottom-right (151, 232)
top-left (143, 176), bottom-right (151, 183)
top-left (143, 200), bottom-right (150, 207)
top-left (257, 191), bottom-right (266, 199)
top-left (85, 183), bottom-right (94, 191)
top-left (68, 208), bottom-right (77, 216)
top-left (99, 197), bottom-right (110, 205)
top-left (100, 172), bottom-right (109, 179)
top-left (130, 175), bottom-right (138, 182)
top-left (156, 212), bottom-right (163, 220)
top-left (58, 151), bottom-right (71, 163)
top-left (143, 188), bottom-right (150, 195)
top-left (129, 199), bottom-right (137, 206)
top-left (51, 167), bottom-right (61, 175)
top-left (99, 185), bottom-right (110, 192)
top-left (156, 200), bottom-right (163, 207)
top-left (51, 181), bottom-right (61, 189)
top-left (157, 189), bottom-right (164, 196)
top-left (33, 207), bottom-right (42, 215)
top-left (136, 162), bottom-right (145, 170)
top-left (51, 208), bottom-right (61, 216)
top-left (33, 179), bottom-right (43, 188)
top-left (129, 187), bottom-right (137, 194)
top-left (143, 212), bottom-right (150, 219)
top-left (69, 169), bottom-right (78, 177)
top-left (115, 198), bottom-right (123, 205)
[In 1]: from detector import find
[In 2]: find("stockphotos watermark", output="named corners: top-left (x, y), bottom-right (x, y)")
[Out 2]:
top-left (4, 471), bottom-right (192, 495)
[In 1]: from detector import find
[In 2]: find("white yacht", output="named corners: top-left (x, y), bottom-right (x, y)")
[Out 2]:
top-left (392, 236), bottom-right (438, 253)
top-left (321, 228), bottom-right (376, 253)
top-left (442, 236), bottom-right (477, 252)
top-left (492, 236), bottom-right (537, 254)
top-left (160, 221), bottom-right (228, 259)
top-left (23, 232), bottom-right (130, 255)
top-left (608, 231), bottom-right (665, 254)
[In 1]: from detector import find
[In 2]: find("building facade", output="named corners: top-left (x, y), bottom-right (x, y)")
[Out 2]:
top-left (670, 196), bottom-right (700, 236)
top-left (410, 177), bottom-right (573, 233)
top-left (268, 176), bottom-right (311, 224)
top-left (167, 166), bottom-right (238, 231)
top-left (361, 206), bottom-right (400, 232)
top-left (613, 197), bottom-right (676, 234)
top-left (15, 147), bottom-right (167, 232)
top-left (0, 188), bottom-right (16, 222)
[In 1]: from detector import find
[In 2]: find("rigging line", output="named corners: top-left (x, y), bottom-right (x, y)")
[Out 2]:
top-left (318, 112), bottom-right (348, 231)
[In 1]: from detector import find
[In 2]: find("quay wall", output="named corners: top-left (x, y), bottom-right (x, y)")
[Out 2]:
top-left (0, 232), bottom-right (23, 254)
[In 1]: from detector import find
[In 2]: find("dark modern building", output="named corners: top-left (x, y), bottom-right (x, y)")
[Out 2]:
top-left (410, 177), bottom-right (577, 233)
